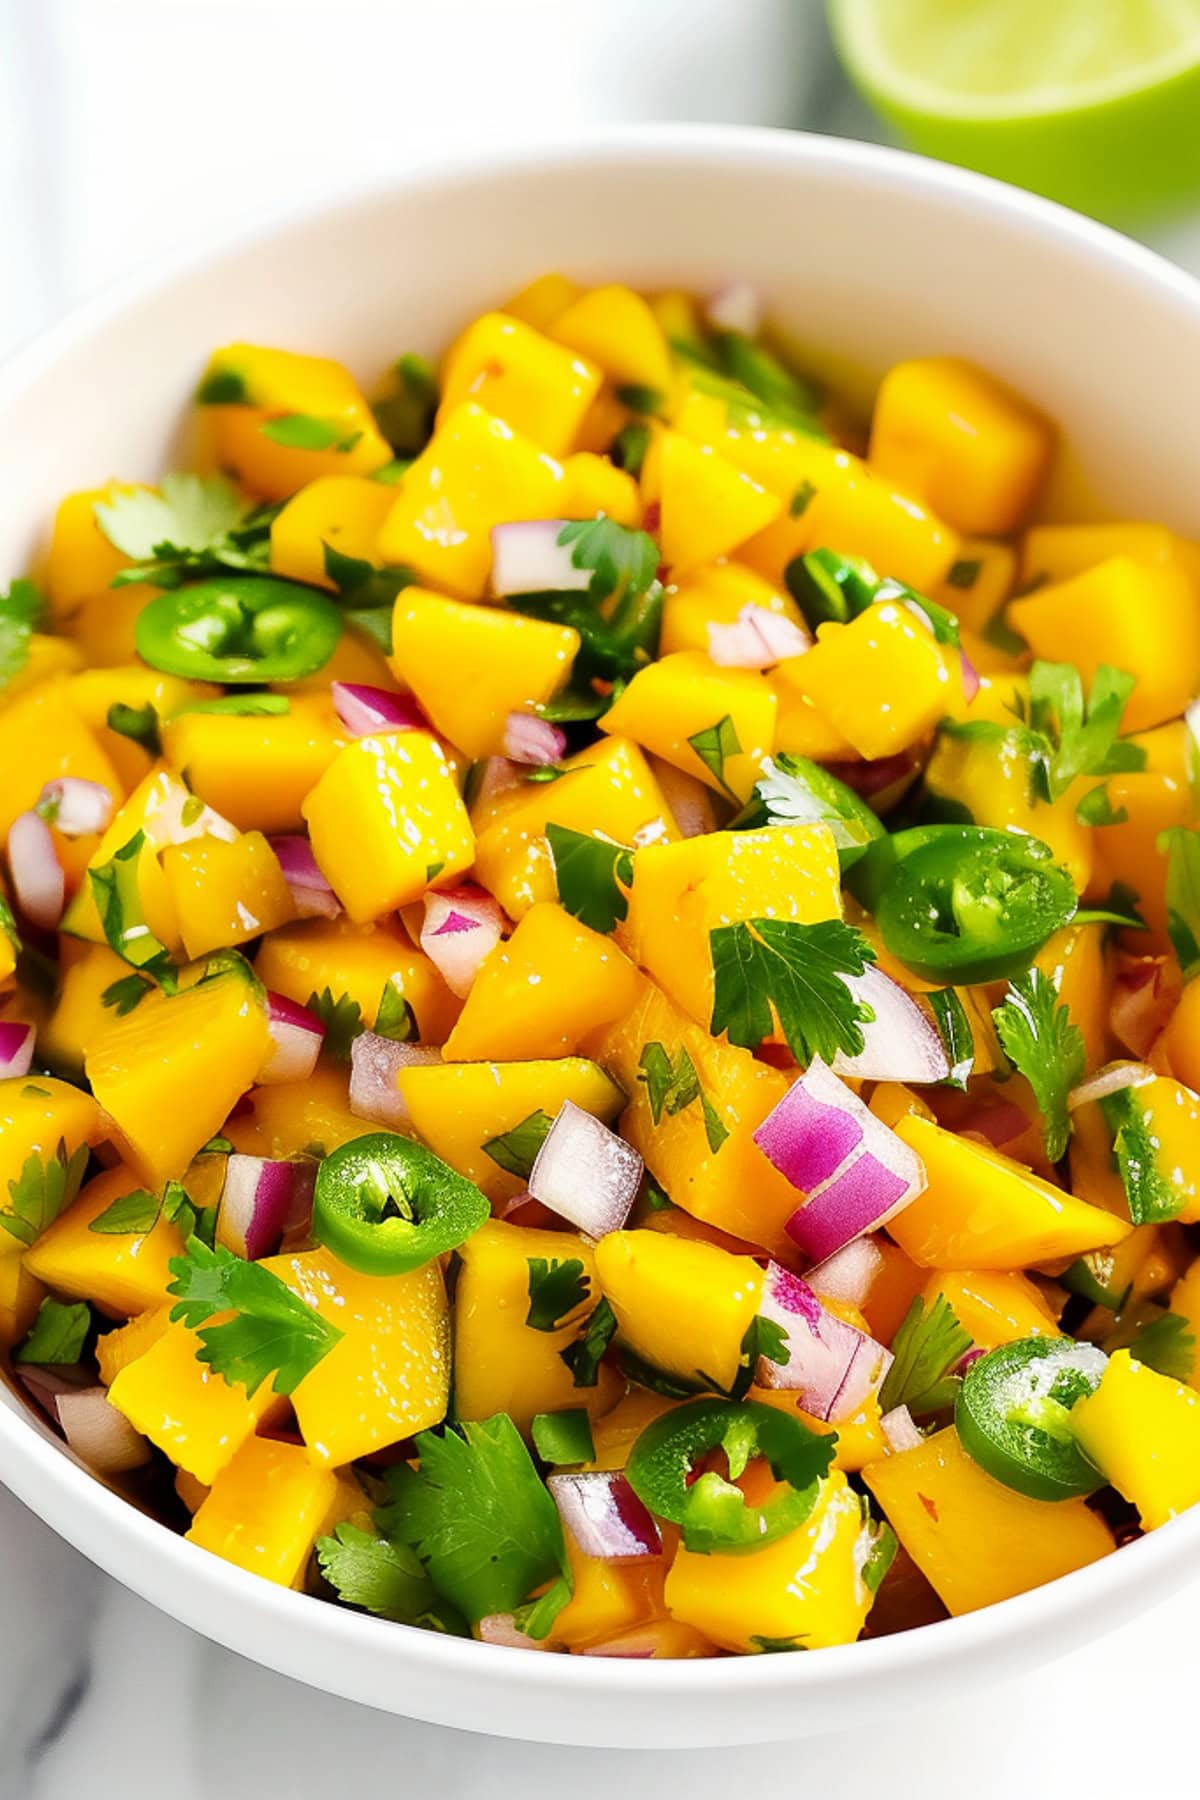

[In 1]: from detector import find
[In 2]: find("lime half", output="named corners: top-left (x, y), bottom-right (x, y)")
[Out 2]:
top-left (828, 0), bottom-right (1200, 223)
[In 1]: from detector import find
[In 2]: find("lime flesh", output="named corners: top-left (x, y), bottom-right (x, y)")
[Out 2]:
top-left (828, 0), bottom-right (1200, 223)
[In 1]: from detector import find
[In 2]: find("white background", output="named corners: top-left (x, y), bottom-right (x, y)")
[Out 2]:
top-left (0, 2), bottom-right (1198, 1793)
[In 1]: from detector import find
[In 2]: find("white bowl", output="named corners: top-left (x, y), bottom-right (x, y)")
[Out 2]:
top-left (1, 126), bottom-right (1198, 1748)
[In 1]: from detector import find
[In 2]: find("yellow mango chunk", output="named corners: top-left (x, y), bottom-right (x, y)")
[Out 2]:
top-left (661, 561), bottom-right (802, 658)
top-left (1034, 924), bottom-right (1109, 1076)
top-left (161, 831), bottom-right (294, 960)
top-left (1093, 762), bottom-right (1193, 950)
top-left (0, 1256), bottom-right (44, 1352)
top-left (395, 1056), bottom-right (623, 1204)
top-left (265, 1246), bottom-right (450, 1466)
top-left (302, 731), bottom-right (474, 922)
top-left (0, 1075), bottom-right (106, 1262)
top-left (1021, 520), bottom-right (1200, 593)
top-left (1071, 1349), bottom-right (1200, 1530)
top-left (24, 1165), bottom-right (185, 1319)
top-left (1008, 557), bottom-right (1200, 734)
top-left (377, 403), bottom-right (565, 599)
top-left (623, 824), bottom-right (841, 1027)
top-left (2, 634), bottom-right (84, 706)
top-left (44, 484), bottom-right (145, 615)
top-left (599, 651), bottom-right (775, 803)
top-left (550, 285), bottom-right (672, 394)
top-left (107, 1317), bottom-right (283, 1484)
top-left (60, 764), bottom-right (196, 953)
top-left (454, 1219), bottom-right (621, 1432)
top-left (67, 666), bottom-right (219, 789)
top-left (770, 661), bottom-right (858, 761)
top-left (472, 736), bottom-right (678, 920)
top-left (444, 902), bottom-right (640, 1062)
top-left (388, 587), bottom-right (578, 759)
top-left (585, 1388), bottom-right (679, 1471)
top-left (869, 357), bottom-right (1053, 535)
top-left (791, 605), bottom-right (956, 760)
top-left (86, 969), bottom-right (271, 1186)
top-left (750, 1388), bottom-right (885, 1473)
top-left (863, 1427), bottom-right (1113, 1616)
top-left (268, 475), bottom-right (394, 588)
top-left (227, 1063), bottom-right (367, 1160)
top-left (1158, 985), bottom-right (1200, 1112)
top-left (585, 973), bottom-right (801, 1255)
top-left (888, 1115), bottom-right (1130, 1269)
top-left (651, 433), bottom-right (781, 573)
top-left (187, 1436), bottom-right (341, 1588)
top-left (924, 729), bottom-right (1093, 897)
top-left (40, 943), bottom-right (131, 1077)
top-left (439, 312), bottom-right (601, 456)
top-left (0, 679), bottom-right (123, 844)
top-left (161, 693), bottom-right (347, 835)
top-left (594, 1229), bottom-right (762, 1392)
top-left (919, 1270), bottom-right (1061, 1351)
top-left (560, 453), bottom-right (642, 527)
top-left (553, 1536), bottom-right (667, 1651)
top-left (96, 1305), bottom-right (170, 1385)
top-left (501, 273), bottom-right (581, 333)
top-left (255, 915), bottom-right (458, 1043)
top-left (197, 343), bottom-right (391, 499)
top-left (666, 1472), bottom-right (879, 1652)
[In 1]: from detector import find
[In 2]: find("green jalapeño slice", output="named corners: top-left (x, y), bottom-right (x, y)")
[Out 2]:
top-left (136, 575), bottom-right (342, 683)
top-left (312, 1132), bottom-right (490, 1275)
top-left (956, 1336), bottom-right (1108, 1501)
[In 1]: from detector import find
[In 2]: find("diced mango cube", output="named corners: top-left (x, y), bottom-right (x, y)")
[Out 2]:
top-left (186, 1436), bottom-right (341, 1587)
top-left (269, 475), bottom-right (394, 588)
top-left (599, 652), bottom-right (776, 803)
top-left (550, 286), bottom-right (672, 395)
top-left (594, 1229), bottom-right (761, 1393)
top-left (107, 1318), bottom-right (283, 1484)
top-left (161, 694), bottom-right (347, 836)
top-left (24, 1166), bottom-right (185, 1318)
top-left (650, 432), bottom-right (781, 573)
top-left (788, 605), bottom-right (955, 760)
top-left (439, 312), bottom-right (601, 456)
top-left (255, 915), bottom-right (458, 1043)
top-left (161, 831), bottom-right (294, 960)
top-left (1071, 1349), bottom-right (1200, 1530)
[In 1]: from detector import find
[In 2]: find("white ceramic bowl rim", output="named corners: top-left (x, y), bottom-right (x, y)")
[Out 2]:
top-left (1, 123), bottom-right (1198, 1737)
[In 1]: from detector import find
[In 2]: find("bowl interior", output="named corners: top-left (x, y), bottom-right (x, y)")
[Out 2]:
top-left (1, 126), bottom-right (1199, 1747)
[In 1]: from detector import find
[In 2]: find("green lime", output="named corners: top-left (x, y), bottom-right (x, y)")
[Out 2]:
top-left (828, 0), bottom-right (1200, 224)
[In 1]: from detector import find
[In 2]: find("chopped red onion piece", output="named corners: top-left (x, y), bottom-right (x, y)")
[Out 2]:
top-left (0, 1020), bottom-right (35, 1078)
top-left (753, 1058), bottom-right (868, 1190)
top-left (954, 1345), bottom-right (988, 1378)
top-left (490, 520), bottom-right (590, 598)
top-left (421, 885), bottom-right (504, 997)
top-left (959, 649), bottom-right (981, 704)
top-left (332, 682), bottom-right (425, 738)
top-left (502, 711), bottom-right (568, 766)
top-left (547, 1470), bottom-right (662, 1562)
top-left (477, 1614), bottom-right (553, 1651)
top-left (1110, 961), bottom-right (1178, 1058)
top-left (349, 1031), bottom-right (442, 1130)
top-left (38, 777), bottom-right (114, 838)
top-left (55, 1387), bottom-right (152, 1474)
top-left (707, 604), bottom-right (811, 669)
top-left (830, 965), bottom-right (950, 1085)
top-left (754, 1261), bottom-right (892, 1421)
top-left (704, 281), bottom-right (761, 338)
top-left (880, 1404), bottom-right (924, 1454)
top-left (528, 1100), bottom-right (642, 1238)
top-left (8, 810), bottom-right (65, 929)
top-left (786, 1145), bottom-right (922, 1265)
top-left (16, 1364), bottom-right (91, 1419)
top-left (807, 1234), bottom-right (885, 1307)
top-left (217, 1155), bottom-right (315, 1260)
top-left (471, 756), bottom-right (524, 812)
top-left (824, 753), bottom-right (917, 801)
top-left (268, 835), bottom-right (341, 920)
top-left (259, 991), bottom-right (325, 1085)
top-left (647, 759), bottom-right (716, 840)
top-left (1068, 1061), bottom-right (1154, 1111)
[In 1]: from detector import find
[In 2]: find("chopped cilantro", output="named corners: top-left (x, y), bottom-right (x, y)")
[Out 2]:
top-left (15, 1297), bottom-right (91, 1365)
top-left (89, 833), bottom-right (177, 981)
top-left (545, 824), bottom-right (632, 934)
top-left (561, 1297), bottom-right (618, 1388)
top-left (0, 578), bottom-right (45, 690)
top-left (731, 753), bottom-right (884, 868)
top-left (860, 1514), bottom-right (899, 1594)
top-left (530, 1409), bottom-right (596, 1466)
top-left (322, 541), bottom-right (416, 614)
top-left (1125, 1311), bottom-right (1196, 1382)
top-left (87, 1187), bottom-right (161, 1235)
top-left (687, 714), bottom-right (741, 797)
top-left (94, 475), bottom-right (277, 589)
top-left (878, 1294), bottom-right (972, 1418)
top-left (374, 978), bottom-right (417, 1042)
top-left (100, 971), bottom-right (156, 1015)
top-left (711, 331), bottom-right (824, 428)
top-left (316, 1521), bottom-right (462, 1631)
top-left (789, 480), bottom-right (817, 518)
top-left (945, 558), bottom-right (982, 590)
top-left (1025, 661), bottom-right (1144, 800)
top-left (173, 693), bottom-right (290, 719)
top-left (195, 368), bottom-right (249, 405)
top-left (751, 1634), bottom-right (808, 1654)
top-left (482, 1110), bottom-right (553, 1180)
top-left (260, 414), bottom-right (359, 452)
top-left (614, 383), bottom-right (667, 417)
top-left (305, 987), bottom-right (363, 1063)
top-left (611, 422), bottom-right (650, 477)
top-left (1158, 826), bottom-right (1200, 981)
top-left (1073, 883), bottom-right (1147, 931)
top-left (373, 353), bottom-right (438, 457)
top-left (637, 1041), bottom-right (728, 1153)
top-left (991, 968), bottom-right (1084, 1162)
top-left (1075, 783), bottom-right (1127, 827)
top-left (0, 1142), bottom-right (89, 1248)
top-left (509, 518), bottom-right (663, 681)
top-left (526, 1257), bottom-right (591, 1332)
top-left (926, 988), bottom-right (975, 1090)
top-left (378, 1413), bottom-right (571, 1635)
top-left (709, 917), bottom-right (875, 1066)
top-left (167, 1237), bottom-right (342, 1397)
top-left (106, 700), bottom-right (162, 755)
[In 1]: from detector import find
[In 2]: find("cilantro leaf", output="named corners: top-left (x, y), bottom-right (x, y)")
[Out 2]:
top-left (709, 918), bottom-right (875, 1065)
top-left (378, 1414), bottom-right (571, 1635)
top-left (100, 972), bottom-right (156, 1016)
top-left (611, 422), bottom-right (650, 478)
top-left (945, 557), bottom-right (982, 590)
top-left (557, 517), bottom-right (659, 609)
top-left (373, 353), bottom-right (438, 457)
top-left (260, 414), bottom-right (360, 452)
top-left (1025, 660), bottom-right (1145, 801)
top-left (561, 1296), bottom-right (618, 1388)
top-left (637, 1042), bottom-right (728, 1154)
top-left (714, 331), bottom-right (823, 424)
top-left (526, 1257), bottom-right (591, 1332)
top-left (530, 1409), bottom-right (595, 1465)
top-left (0, 578), bottom-right (45, 690)
top-left (545, 824), bottom-right (632, 934)
top-left (733, 753), bottom-right (883, 868)
top-left (481, 1110), bottom-right (553, 1179)
top-left (1158, 826), bottom-right (1200, 981)
top-left (95, 475), bottom-right (276, 589)
top-left (16, 1297), bottom-right (91, 1365)
top-left (374, 979), bottom-right (416, 1042)
top-left (316, 1522), bottom-right (462, 1630)
top-left (614, 383), bottom-right (667, 418)
top-left (687, 714), bottom-right (741, 797)
top-left (1075, 783), bottom-right (1127, 827)
top-left (106, 700), bottom-right (162, 756)
top-left (89, 832), bottom-right (177, 980)
top-left (1099, 1085), bottom-right (1183, 1224)
top-left (195, 368), bottom-right (249, 405)
top-left (508, 518), bottom-right (663, 683)
top-left (1125, 1311), bottom-right (1196, 1383)
top-left (0, 1142), bottom-right (89, 1247)
top-left (167, 1238), bottom-right (342, 1397)
top-left (878, 1294), bottom-right (972, 1418)
top-left (991, 968), bottom-right (1085, 1162)
top-left (322, 541), bottom-right (416, 614)
top-left (860, 1513), bottom-right (899, 1595)
top-left (926, 988), bottom-right (975, 1090)
top-left (87, 1187), bottom-right (161, 1235)
top-left (305, 987), bottom-right (363, 1063)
